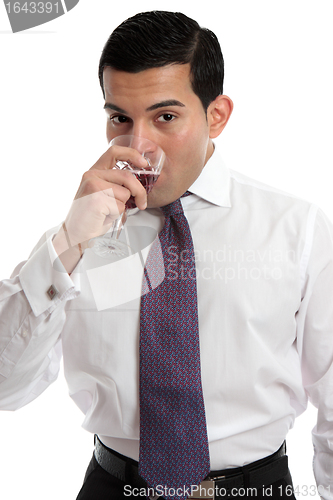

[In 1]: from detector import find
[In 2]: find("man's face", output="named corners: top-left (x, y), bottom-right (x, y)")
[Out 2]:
top-left (103, 64), bottom-right (214, 208)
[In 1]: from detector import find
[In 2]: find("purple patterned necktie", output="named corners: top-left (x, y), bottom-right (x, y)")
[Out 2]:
top-left (139, 195), bottom-right (210, 500)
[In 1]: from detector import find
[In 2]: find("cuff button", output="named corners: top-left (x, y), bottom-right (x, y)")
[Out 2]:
top-left (47, 285), bottom-right (59, 300)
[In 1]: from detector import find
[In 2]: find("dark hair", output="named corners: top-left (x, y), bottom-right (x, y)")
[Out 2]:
top-left (98, 11), bottom-right (224, 111)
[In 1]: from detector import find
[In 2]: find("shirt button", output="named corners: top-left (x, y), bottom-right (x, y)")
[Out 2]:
top-left (22, 330), bottom-right (28, 338)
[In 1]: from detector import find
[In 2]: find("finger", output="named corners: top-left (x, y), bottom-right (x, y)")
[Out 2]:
top-left (99, 188), bottom-right (127, 221)
top-left (81, 169), bottom-right (148, 210)
top-left (109, 169), bottom-right (147, 210)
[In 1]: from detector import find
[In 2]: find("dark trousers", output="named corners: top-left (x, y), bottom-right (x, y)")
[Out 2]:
top-left (76, 454), bottom-right (296, 500)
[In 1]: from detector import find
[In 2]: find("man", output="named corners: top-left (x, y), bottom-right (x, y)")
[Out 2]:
top-left (0, 10), bottom-right (332, 500)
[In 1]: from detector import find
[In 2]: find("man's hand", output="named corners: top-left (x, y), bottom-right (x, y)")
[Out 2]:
top-left (53, 145), bottom-right (148, 273)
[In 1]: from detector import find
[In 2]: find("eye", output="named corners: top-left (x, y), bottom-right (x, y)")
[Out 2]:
top-left (157, 113), bottom-right (176, 123)
top-left (110, 115), bottom-right (129, 124)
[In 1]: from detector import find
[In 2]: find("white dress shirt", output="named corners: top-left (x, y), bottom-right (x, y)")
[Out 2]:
top-left (0, 149), bottom-right (333, 496)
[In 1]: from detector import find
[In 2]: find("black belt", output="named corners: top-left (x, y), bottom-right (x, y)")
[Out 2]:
top-left (94, 436), bottom-right (289, 499)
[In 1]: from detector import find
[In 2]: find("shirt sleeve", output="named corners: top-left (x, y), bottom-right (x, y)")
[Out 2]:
top-left (296, 207), bottom-right (333, 498)
top-left (0, 226), bottom-right (80, 411)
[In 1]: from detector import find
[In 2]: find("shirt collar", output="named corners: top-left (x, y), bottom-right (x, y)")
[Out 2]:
top-left (188, 146), bottom-right (231, 208)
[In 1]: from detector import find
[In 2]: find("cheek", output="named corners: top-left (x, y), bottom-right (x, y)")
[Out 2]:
top-left (106, 123), bottom-right (112, 143)
top-left (106, 120), bottom-right (132, 143)
top-left (169, 123), bottom-right (207, 153)
top-left (171, 127), bottom-right (209, 165)
top-left (163, 138), bottom-right (208, 185)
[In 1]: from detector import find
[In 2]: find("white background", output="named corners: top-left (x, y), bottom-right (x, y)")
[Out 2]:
top-left (0, 1), bottom-right (332, 498)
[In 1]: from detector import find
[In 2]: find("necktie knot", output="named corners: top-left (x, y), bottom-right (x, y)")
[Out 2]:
top-left (160, 191), bottom-right (191, 217)
top-left (160, 198), bottom-right (183, 217)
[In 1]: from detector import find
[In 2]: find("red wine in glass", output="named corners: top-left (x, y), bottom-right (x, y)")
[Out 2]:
top-left (126, 169), bottom-right (160, 209)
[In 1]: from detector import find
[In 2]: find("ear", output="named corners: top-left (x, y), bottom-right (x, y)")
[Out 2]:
top-left (207, 95), bottom-right (234, 139)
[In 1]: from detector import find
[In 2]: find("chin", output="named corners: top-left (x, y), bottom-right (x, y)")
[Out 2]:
top-left (148, 189), bottom-right (169, 209)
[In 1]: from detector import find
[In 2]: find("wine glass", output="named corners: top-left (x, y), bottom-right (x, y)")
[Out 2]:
top-left (91, 135), bottom-right (165, 257)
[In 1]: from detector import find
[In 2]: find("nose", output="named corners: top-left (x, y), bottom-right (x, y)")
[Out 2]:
top-left (130, 136), bottom-right (156, 158)
top-left (130, 121), bottom-right (156, 153)
top-left (130, 135), bottom-right (145, 155)
top-left (130, 121), bottom-right (154, 147)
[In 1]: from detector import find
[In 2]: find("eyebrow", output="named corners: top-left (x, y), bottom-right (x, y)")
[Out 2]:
top-left (103, 99), bottom-right (185, 114)
top-left (146, 100), bottom-right (185, 112)
top-left (104, 103), bottom-right (127, 114)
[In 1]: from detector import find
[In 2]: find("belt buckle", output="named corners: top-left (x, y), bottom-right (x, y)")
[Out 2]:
top-left (188, 479), bottom-right (220, 499)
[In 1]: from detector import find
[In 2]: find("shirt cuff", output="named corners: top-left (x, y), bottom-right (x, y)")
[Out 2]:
top-left (19, 234), bottom-right (79, 317)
